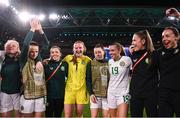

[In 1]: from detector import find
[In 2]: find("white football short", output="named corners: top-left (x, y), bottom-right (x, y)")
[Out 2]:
top-left (107, 92), bottom-right (131, 109)
top-left (90, 96), bottom-right (109, 110)
top-left (20, 95), bottom-right (45, 113)
top-left (0, 92), bottom-right (20, 112)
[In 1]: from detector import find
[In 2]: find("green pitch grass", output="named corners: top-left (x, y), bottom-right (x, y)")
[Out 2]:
top-left (0, 104), bottom-right (146, 117)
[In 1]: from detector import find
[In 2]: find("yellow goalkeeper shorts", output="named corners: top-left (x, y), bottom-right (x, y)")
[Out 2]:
top-left (64, 87), bottom-right (89, 104)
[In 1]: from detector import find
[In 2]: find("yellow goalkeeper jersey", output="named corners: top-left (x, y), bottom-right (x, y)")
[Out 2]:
top-left (64, 55), bottom-right (91, 91)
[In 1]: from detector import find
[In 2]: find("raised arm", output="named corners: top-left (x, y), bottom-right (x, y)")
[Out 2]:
top-left (38, 21), bottom-right (50, 47)
top-left (20, 19), bottom-right (39, 69)
top-left (37, 20), bottom-right (50, 59)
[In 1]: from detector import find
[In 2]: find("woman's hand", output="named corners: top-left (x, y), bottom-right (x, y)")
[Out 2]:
top-left (90, 94), bottom-right (97, 103)
top-left (35, 61), bottom-right (43, 73)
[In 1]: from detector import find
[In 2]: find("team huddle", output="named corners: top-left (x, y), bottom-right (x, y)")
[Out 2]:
top-left (0, 18), bottom-right (180, 117)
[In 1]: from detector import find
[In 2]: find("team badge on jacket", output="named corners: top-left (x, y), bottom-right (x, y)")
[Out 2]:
top-left (50, 67), bottom-right (53, 70)
top-left (174, 49), bottom-right (179, 54)
top-left (61, 66), bottom-right (65, 71)
top-left (145, 58), bottom-right (149, 64)
top-left (133, 59), bottom-right (137, 63)
top-left (161, 51), bottom-right (165, 55)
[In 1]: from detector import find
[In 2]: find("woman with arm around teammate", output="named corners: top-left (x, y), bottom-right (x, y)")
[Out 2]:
top-left (43, 46), bottom-right (68, 117)
top-left (108, 42), bottom-right (132, 117)
top-left (63, 40), bottom-right (91, 117)
top-left (0, 39), bottom-right (21, 117)
top-left (130, 30), bottom-right (158, 117)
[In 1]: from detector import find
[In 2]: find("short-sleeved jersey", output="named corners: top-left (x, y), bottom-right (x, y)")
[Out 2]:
top-left (63, 55), bottom-right (91, 91)
top-left (108, 56), bottom-right (132, 95)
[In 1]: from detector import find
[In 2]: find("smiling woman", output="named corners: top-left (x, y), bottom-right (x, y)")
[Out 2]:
top-left (130, 30), bottom-right (159, 117)
top-left (43, 46), bottom-right (68, 117)
top-left (0, 39), bottom-right (21, 117)
top-left (158, 27), bottom-right (180, 117)
top-left (108, 42), bottom-right (132, 117)
top-left (19, 19), bottom-right (48, 117)
top-left (63, 40), bottom-right (91, 117)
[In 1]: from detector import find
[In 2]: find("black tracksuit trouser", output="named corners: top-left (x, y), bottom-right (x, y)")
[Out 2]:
top-left (158, 88), bottom-right (180, 117)
top-left (130, 90), bottom-right (158, 117)
top-left (45, 98), bottom-right (64, 117)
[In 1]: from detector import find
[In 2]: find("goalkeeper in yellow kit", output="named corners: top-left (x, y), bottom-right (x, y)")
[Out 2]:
top-left (63, 40), bottom-right (92, 117)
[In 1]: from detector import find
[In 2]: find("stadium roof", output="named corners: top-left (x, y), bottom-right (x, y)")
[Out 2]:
top-left (16, 0), bottom-right (180, 7)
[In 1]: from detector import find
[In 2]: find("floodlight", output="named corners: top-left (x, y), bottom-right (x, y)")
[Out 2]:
top-left (0, 0), bottom-right (10, 7)
top-left (38, 14), bottom-right (45, 21)
top-left (11, 6), bottom-right (19, 15)
top-left (49, 13), bottom-right (59, 20)
top-left (18, 11), bottom-right (31, 22)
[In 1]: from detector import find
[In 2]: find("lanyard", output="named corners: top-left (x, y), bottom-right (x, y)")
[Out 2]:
top-left (46, 62), bottom-right (62, 82)
top-left (132, 52), bottom-right (147, 73)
